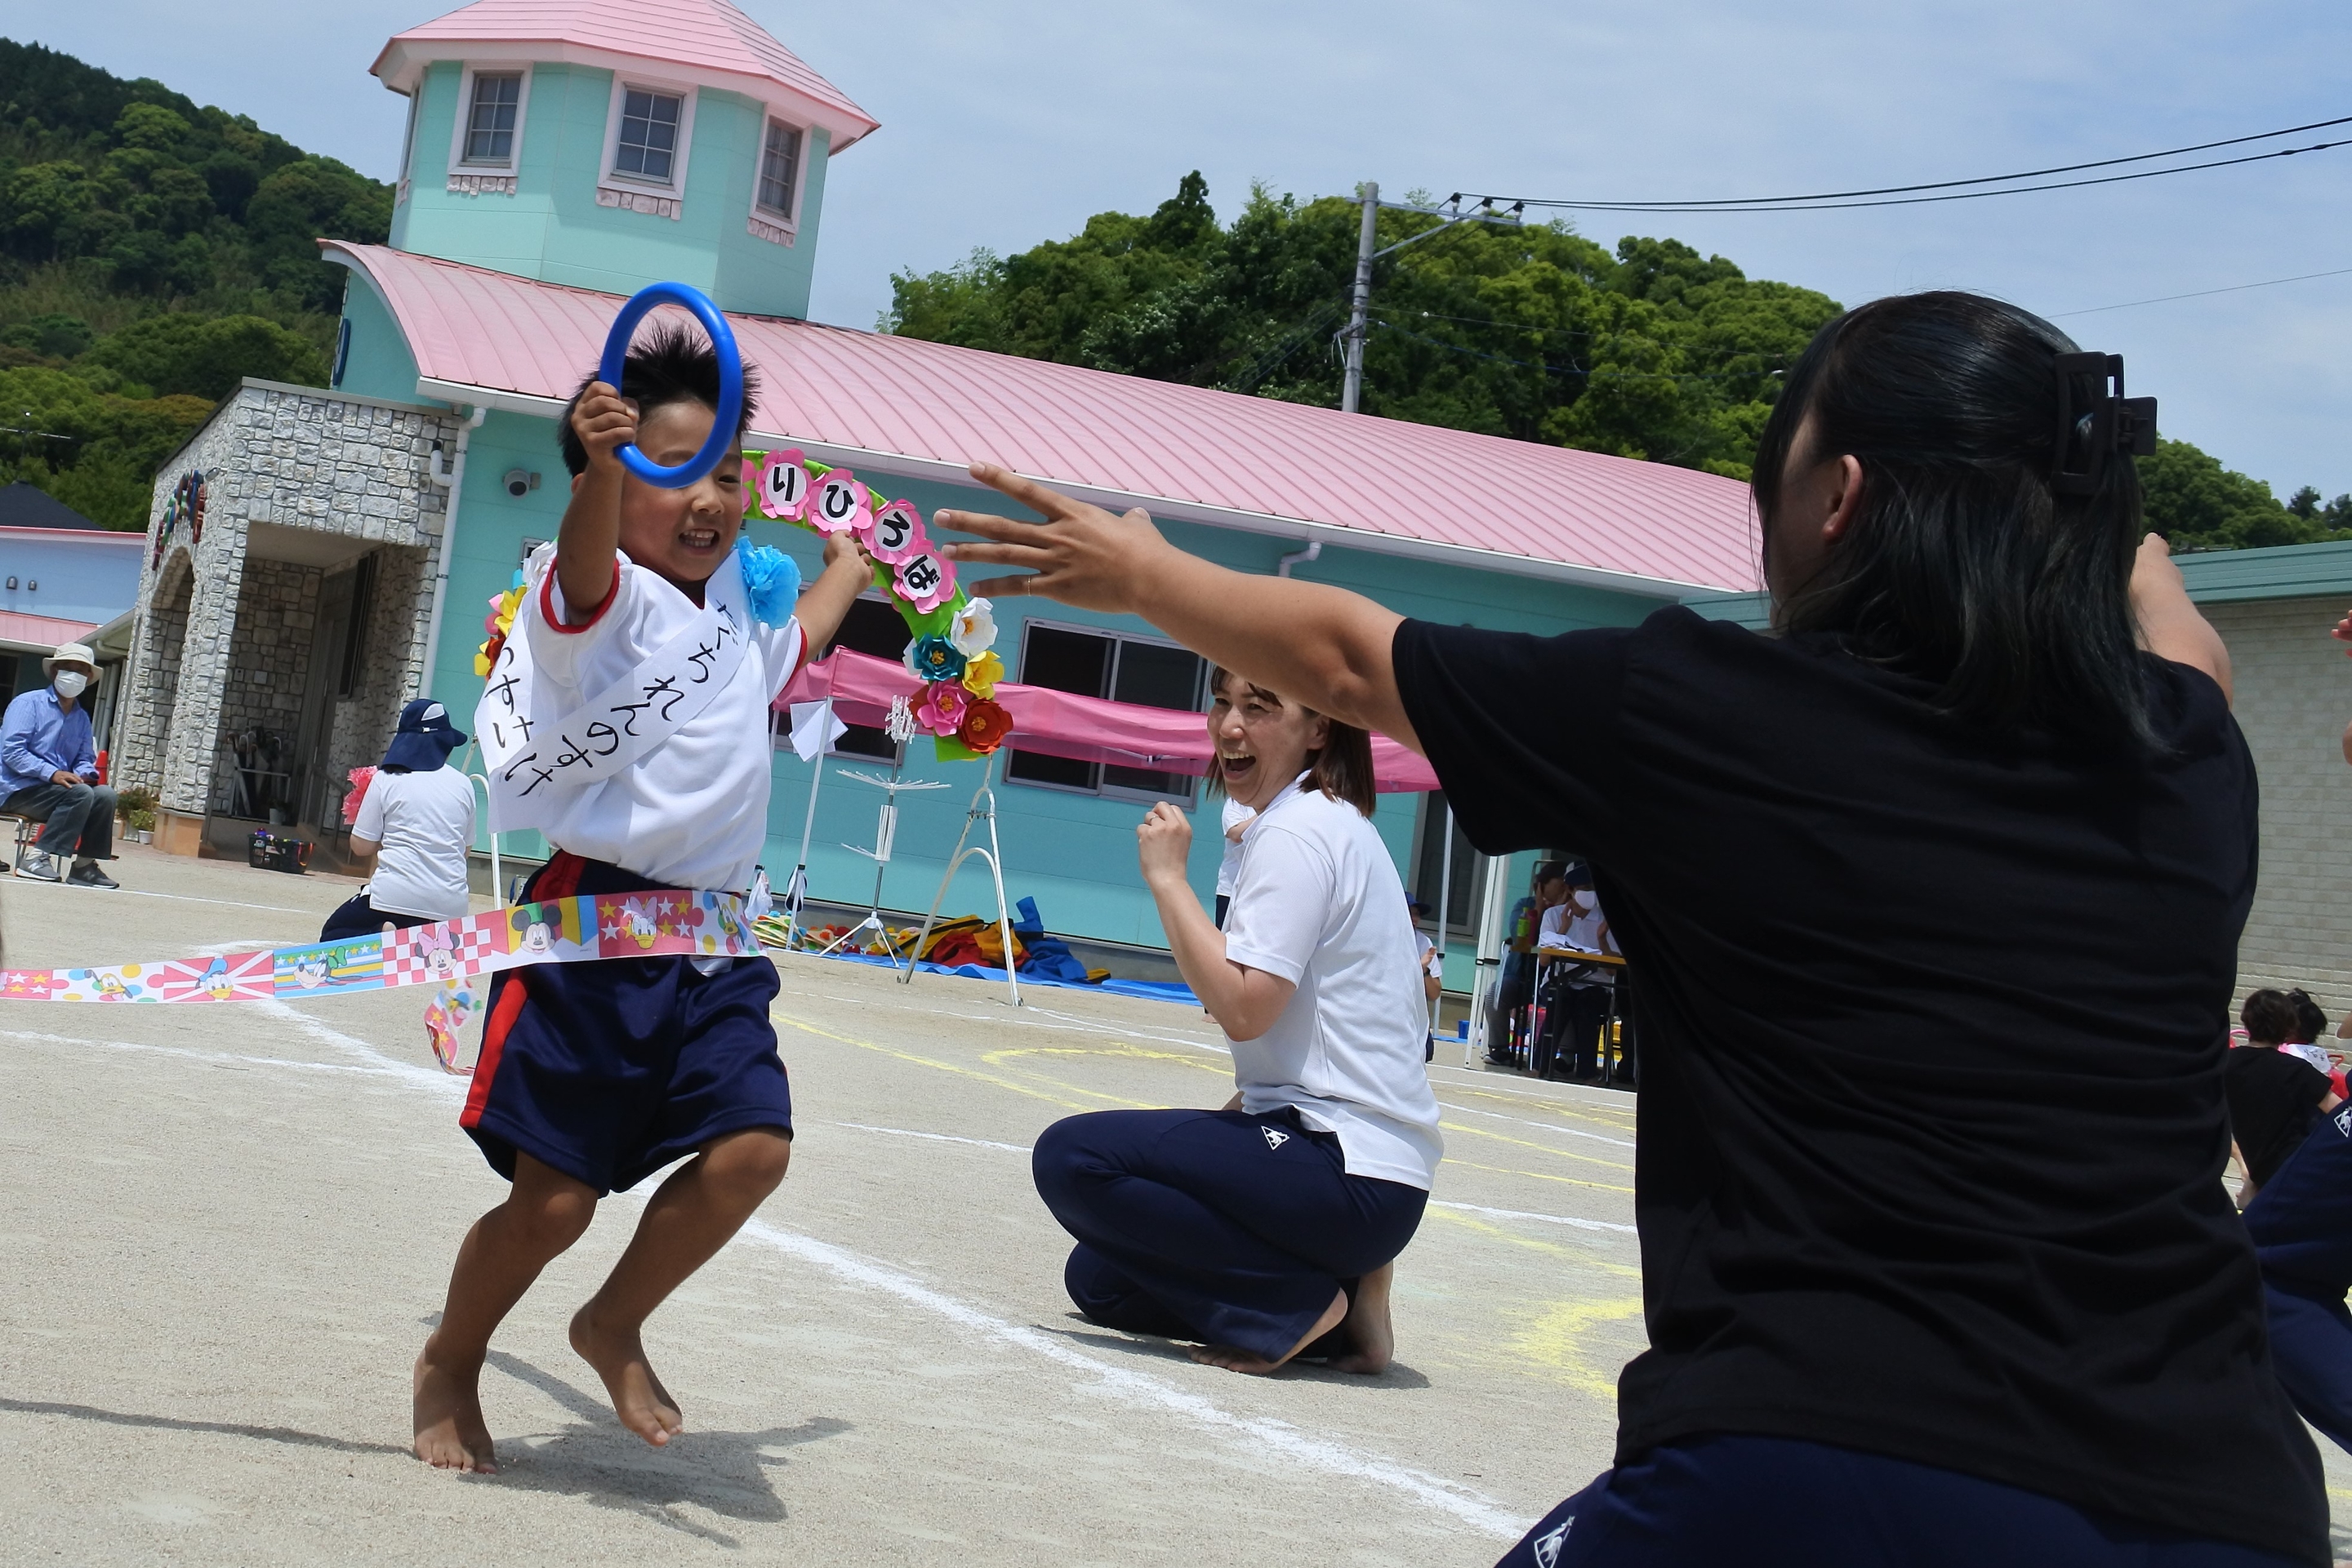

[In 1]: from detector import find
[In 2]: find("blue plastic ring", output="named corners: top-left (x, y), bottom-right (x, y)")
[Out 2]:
top-left (596, 281), bottom-right (744, 489)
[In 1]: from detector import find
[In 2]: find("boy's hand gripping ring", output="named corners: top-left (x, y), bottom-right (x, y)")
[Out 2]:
top-left (596, 281), bottom-right (745, 489)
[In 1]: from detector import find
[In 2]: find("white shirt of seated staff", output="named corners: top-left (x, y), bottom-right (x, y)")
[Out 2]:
top-left (1134, 672), bottom-right (1441, 1190)
top-left (1539, 887), bottom-right (1616, 958)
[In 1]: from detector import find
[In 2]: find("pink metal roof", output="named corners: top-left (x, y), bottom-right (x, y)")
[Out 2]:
top-left (327, 243), bottom-right (1763, 595)
top-left (0, 609), bottom-right (99, 653)
top-left (374, 0), bottom-right (876, 142)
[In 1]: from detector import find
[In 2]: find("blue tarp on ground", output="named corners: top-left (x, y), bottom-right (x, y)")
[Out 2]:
top-left (795, 947), bottom-right (1198, 1006)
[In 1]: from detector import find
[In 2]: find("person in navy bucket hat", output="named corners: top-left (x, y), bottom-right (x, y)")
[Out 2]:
top-left (318, 700), bottom-right (479, 942)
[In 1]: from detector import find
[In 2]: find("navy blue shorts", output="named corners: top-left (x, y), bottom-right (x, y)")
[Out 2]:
top-left (461, 853), bottom-right (791, 1196)
top-left (1495, 1434), bottom-right (2305, 1568)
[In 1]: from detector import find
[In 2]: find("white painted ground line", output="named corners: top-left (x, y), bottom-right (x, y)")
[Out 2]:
top-left (737, 1217), bottom-right (1533, 1541)
top-left (1429, 1200), bottom-right (1637, 1237)
top-left (1437, 1099), bottom-right (1637, 1149)
top-left (7, 1016), bottom-right (1531, 1540)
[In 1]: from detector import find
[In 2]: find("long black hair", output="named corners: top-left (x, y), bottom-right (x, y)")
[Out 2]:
top-left (1753, 291), bottom-right (2153, 749)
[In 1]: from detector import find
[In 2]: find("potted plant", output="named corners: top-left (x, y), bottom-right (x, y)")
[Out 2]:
top-left (116, 785), bottom-right (161, 846)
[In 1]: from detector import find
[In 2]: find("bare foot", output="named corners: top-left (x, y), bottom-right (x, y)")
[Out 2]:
top-left (413, 1337), bottom-right (498, 1472)
top-left (1328, 1262), bottom-right (1396, 1374)
top-left (570, 1303), bottom-right (684, 1446)
top-left (1188, 1288), bottom-right (1350, 1375)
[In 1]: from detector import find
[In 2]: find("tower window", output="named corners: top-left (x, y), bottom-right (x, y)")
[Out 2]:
top-left (613, 88), bottom-right (683, 184)
top-left (757, 120), bottom-right (801, 219)
top-left (462, 72), bottom-right (523, 164)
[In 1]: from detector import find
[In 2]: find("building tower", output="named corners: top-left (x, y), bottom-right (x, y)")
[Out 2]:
top-left (367, 0), bottom-right (877, 319)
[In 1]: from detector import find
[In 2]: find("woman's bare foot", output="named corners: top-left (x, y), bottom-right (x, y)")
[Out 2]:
top-left (570, 1303), bottom-right (684, 1446)
top-left (413, 1337), bottom-right (498, 1472)
top-left (1328, 1262), bottom-right (1396, 1374)
top-left (1188, 1288), bottom-right (1350, 1375)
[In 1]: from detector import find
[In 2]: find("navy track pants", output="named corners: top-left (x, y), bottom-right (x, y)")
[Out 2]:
top-left (1496, 1434), bottom-right (2304, 1568)
top-left (2244, 1103), bottom-right (2352, 1457)
top-left (1031, 1107), bottom-right (1426, 1362)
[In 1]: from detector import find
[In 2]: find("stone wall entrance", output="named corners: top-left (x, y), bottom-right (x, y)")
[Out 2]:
top-left (117, 379), bottom-right (458, 849)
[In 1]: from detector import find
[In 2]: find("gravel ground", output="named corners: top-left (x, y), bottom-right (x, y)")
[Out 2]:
top-left (1, 844), bottom-right (2344, 1565)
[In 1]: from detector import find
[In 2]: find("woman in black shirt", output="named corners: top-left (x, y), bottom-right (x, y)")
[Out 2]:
top-left (941, 291), bottom-right (2324, 1566)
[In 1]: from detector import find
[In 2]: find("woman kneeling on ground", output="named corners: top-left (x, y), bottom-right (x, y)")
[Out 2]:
top-left (947, 290), bottom-right (2326, 1564)
top-left (1031, 668), bottom-right (1441, 1376)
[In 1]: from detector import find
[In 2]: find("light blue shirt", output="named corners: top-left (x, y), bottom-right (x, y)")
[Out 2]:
top-left (0, 686), bottom-right (97, 797)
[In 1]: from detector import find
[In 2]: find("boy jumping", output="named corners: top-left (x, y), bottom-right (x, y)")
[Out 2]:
top-left (412, 325), bottom-right (869, 1472)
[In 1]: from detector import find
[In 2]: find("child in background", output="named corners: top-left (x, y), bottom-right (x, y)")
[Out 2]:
top-left (412, 325), bottom-right (871, 1474)
top-left (323, 700), bottom-right (474, 941)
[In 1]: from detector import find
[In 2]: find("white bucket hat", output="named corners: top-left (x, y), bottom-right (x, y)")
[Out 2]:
top-left (42, 642), bottom-right (96, 675)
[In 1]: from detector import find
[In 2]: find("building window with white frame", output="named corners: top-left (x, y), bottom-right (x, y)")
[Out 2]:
top-left (1006, 621), bottom-right (1205, 804)
top-left (613, 87), bottom-right (684, 183)
top-left (757, 119), bottom-right (801, 218)
top-left (462, 72), bottom-right (523, 164)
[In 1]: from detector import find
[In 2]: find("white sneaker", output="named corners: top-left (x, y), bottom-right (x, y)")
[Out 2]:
top-left (15, 848), bottom-right (59, 881)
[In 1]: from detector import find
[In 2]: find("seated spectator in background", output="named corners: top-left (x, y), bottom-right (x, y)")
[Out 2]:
top-left (2226, 1029), bottom-right (2341, 1206)
top-left (321, 701), bottom-right (477, 942)
top-left (1487, 861), bottom-right (1566, 1062)
top-left (2244, 987), bottom-right (2343, 1095)
top-left (1409, 896), bottom-right (1443, 1062)
top-left (1538, 866), bottom-right (1622, 1083)
top-left (0, 640), bottom-right (118, 889)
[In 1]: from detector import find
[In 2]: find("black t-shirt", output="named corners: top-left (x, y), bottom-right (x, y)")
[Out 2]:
top-left (1393, 607), bottom-right (2325, 1563)
top-left (2225, 1047), bottom-right (2332, 1189)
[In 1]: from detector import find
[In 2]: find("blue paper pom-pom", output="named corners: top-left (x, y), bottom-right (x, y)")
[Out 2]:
top-left (735, 534), bottom-right (801, 626)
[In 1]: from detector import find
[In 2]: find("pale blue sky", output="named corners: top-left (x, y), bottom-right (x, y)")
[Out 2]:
top-left (19, 1), bottom-right (2352, 498)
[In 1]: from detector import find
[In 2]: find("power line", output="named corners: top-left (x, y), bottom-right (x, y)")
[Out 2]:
top-left (1458, 114), bottom-right (2352, 214)
top-left (2052, 264), bottom-right (2352, 317)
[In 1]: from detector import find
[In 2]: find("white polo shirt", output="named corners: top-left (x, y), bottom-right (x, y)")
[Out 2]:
top-left (526, 556), bottom-right (805, 892)
top-left (1221, 776), bottom-right (1443, 1190)
top-left (1214, 795), bottom-right (1253, 898)
top-left (355, 764), bottom-right (477, 920)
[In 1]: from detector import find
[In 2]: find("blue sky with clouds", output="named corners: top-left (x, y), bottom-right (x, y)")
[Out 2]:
top-left (21, 1), bottom-right (2352, 498)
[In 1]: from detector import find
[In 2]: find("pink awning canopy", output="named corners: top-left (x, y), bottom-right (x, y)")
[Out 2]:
top-left (779, 648), bottom-right (1440, 794)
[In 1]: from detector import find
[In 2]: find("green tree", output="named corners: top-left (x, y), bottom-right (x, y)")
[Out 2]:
top-left (887, 175), bottom-right (1839, 481)
top-left (83, 312), bottom-right (326, 399)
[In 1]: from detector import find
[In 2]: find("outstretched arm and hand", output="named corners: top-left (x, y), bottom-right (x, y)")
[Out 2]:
top-left (1136, 802), bottom-right (1295, 1042)
top-left (555, 382), bottom-right (635, 623)
top-left (939, 466), bottom-right (1418, 751)
top-left (794, 532), bottom-right (877, 655)
top-left (2131, 532), bottom-right (2232, 703)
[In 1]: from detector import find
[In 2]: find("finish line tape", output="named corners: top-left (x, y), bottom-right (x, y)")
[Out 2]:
top-left (0, 889), bottom-right (758, 1004)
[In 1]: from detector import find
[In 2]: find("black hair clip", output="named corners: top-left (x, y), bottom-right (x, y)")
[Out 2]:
top-left (2051, 351), bottom-right (2158, 495)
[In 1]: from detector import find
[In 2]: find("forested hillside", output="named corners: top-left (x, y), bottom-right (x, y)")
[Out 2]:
top-left (0, 39), bottom-right (389, 528)
top-left (0, 40), bottom-right (2336, 555)
top-left (891, 173), bottom-right (2351, 553)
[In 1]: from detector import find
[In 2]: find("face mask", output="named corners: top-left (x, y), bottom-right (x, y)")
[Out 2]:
top-left (51, 671), bottom-right (87, 700)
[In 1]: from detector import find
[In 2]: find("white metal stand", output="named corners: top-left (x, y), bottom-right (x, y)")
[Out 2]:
top-left (817, 762), bottom-right (950, 969)
top-left (899, 755), bottom-right (1020, 1007)
top-left (782, 698), bottom-right (834, 947)
top-left (1466, 850), bottom-right (1510, 1067)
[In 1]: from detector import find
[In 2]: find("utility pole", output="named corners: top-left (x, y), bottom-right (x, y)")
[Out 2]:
top-left (1334, 187), bottom-right (1524, 416)
top-left (1341, 182), bottom-right (1379, 414)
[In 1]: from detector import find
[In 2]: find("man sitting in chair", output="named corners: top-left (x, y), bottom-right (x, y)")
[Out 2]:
top-left (0, 640), bottom-right (119, 889)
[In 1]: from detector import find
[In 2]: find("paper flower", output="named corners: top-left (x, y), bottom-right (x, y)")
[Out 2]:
top-left (906, 634), bottom-right (966, 683)
top-left (473, 577), bottom-right (527, 677)
top-left (915, 680), bottom-right (970, 736)
top-left (960, 649), bottom-right (1003, 700)
top-left (948, 595), bottom-right (996, 657)
top-left (884, 694), bottom-right (919, 745)
top-left (759, 449), bottom-right (811, 520)
top-left (956, 698), bottom-right (1012, 754)
top-left (733, 535), bottom-right (801, 626)
top-left (895, 549), bottom-right (956, 614)
top-left (866, 498), bottom-right (926, 566)
top-left (810, 470), bottom-right (870, 537)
